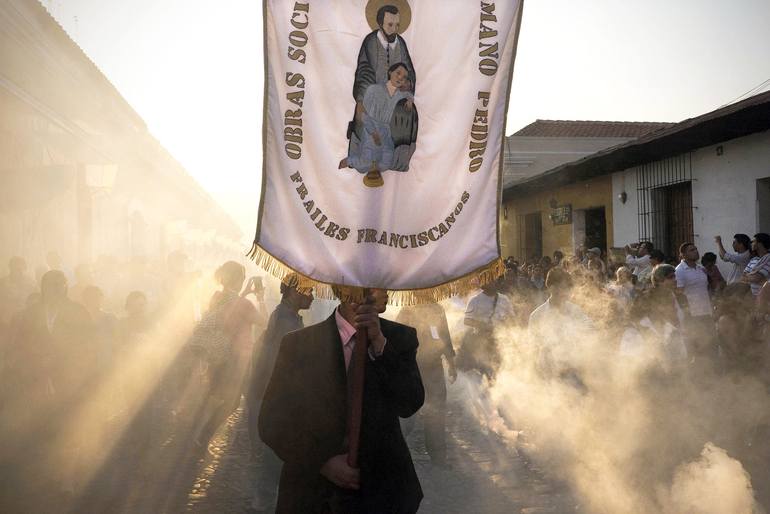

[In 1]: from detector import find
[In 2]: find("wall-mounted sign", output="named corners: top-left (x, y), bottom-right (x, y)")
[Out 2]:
top-left (550, 204), bottom-right (572, 225)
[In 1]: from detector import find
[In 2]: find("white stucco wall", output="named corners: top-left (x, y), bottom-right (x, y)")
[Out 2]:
top-left (611, 167), bottom-right (639, 247)
top-left (690, 130), bottom-right (770, 239)
top-left (612, 129), bottom-right (770, 276)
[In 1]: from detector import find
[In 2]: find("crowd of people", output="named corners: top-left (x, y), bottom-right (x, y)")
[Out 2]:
top-left (1, 233), bottom-right (769, 512)
top-left (470, 233), bottom-right (770, 381)
top-left (453, 233), bottom-right (770, 508)
top-left (0, 251), bottom-right (272, 512)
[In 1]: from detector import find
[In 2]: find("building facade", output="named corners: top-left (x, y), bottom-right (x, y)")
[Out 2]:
top-left (501, 175), bottom-right (614, 262)
top-left (0, 0), bottom-right (241, 271)
top-left (500, 120), bottom-right (671, 261)
top-left (612, 129), bottom-right (770, 263)
top-left (500, 91), bottom-right (770, 280)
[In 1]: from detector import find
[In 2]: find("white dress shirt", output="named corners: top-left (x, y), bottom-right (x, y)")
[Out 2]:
top-left (720, 250), bottom-right (751, 284)
top-left (626, 254), bottom-right (652, 279)
top-left (675, 261), bottom-right (712, 317)
top-left (335, 308), bottom-right (383, 367)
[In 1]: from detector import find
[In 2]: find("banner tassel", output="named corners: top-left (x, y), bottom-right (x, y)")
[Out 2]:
top-left (247, 244), bottom-right (505, 306)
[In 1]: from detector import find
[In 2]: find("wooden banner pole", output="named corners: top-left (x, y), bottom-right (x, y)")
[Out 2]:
top-left (347, 289), bottom-right (371, 468)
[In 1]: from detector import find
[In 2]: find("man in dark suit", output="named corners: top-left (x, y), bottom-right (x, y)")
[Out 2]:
top-left (247, 274), bottom-right (314, 513)
top-left (13, 270), bottom-right (95, 413)
top-left (4, 270), bottom-right (94, 507)
top-left (258, 288), bottom-right (424, 514)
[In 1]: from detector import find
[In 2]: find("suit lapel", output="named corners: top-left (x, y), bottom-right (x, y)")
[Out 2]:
top-left (318, 314), bottom-right (348, 407)
top-left (379, 317), bottom-right (399, 350)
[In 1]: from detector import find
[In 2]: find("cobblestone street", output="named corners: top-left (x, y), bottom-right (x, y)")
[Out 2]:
top-left (1, 377), bottom-right (580, 514)
top-left (179, 382), bottom-right (580, 514)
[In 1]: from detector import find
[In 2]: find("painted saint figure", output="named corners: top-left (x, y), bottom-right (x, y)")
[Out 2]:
top-left (341, 3), bottom-right (418, 187)
top-left (339, 63), bottom-right (414, 177)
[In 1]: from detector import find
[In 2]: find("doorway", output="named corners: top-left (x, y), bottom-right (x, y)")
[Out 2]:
top-left (584, 207), bottom-right (607, 253)
top-left (651, 181), bottom-right (693, 260)
top-left (523, 212), bottom-right (542, 261)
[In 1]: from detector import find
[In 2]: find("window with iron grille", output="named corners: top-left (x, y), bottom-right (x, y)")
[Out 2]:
top-left (636, 154), bottom-right (694, 260)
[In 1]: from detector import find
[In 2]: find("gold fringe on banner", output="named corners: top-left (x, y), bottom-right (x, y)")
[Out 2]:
top-left (246, 242), bottom-right (505, 306)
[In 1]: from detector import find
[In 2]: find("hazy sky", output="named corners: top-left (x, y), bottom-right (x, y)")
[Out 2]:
top-left (49, 0), bottom-right (770, 237)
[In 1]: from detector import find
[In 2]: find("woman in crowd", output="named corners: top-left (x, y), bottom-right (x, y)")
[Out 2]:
top-left (192, 261), bottom-right (260, 447)
top-left (607, 265), bottom-right (635, 311)
top-left (619, 264), bottom-right (688, 369)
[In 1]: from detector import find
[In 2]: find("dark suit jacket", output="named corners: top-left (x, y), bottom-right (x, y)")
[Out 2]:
top-left (13, 299), bottom-right (94, 398)
top-left (258, 314), bottom-right (424, 514)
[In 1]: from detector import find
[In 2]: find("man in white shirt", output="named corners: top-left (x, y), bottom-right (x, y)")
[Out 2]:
top-left (625, 242), bottom-right (654, 283)
top-left (464, 281), bottom-right (514, 329)
top-left (675, 243), bottom-right (712, 318)
top-left (460, 280), bottom-right (514, 378)
top-left (675, 243), bottom-right (716, 363)
top-left (715, 234), bottom-right (752, 285)
top-left (528, 269), bottom-right (593, 387)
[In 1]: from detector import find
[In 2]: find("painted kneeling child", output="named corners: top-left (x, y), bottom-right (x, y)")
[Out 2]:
top-left (339, 62), bottom-right (414, 176)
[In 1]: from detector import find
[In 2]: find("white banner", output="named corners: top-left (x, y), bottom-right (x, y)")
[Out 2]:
top-left (253, 0), bottom-right (523, 297)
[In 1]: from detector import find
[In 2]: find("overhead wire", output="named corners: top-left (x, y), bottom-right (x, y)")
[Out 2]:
top-left (719, 77), bottom-right (770, 108)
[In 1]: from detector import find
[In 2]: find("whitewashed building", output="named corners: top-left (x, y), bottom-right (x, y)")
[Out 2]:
top-left (0, 0), bottom-right (242, 270)
top-left (500, 120), bottom-right (672, 258)
top-left (500, 91), bottom-right (770, 279)
top-left (609, 92), bottom-right (770, 265)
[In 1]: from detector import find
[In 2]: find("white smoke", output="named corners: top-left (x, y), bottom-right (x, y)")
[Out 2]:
top-left (660, 442), bottom-right (761, 514)
top-left (439, 283), bottom-right (770, 514)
